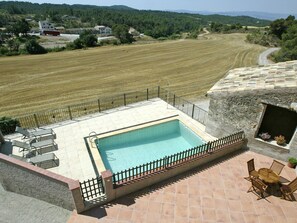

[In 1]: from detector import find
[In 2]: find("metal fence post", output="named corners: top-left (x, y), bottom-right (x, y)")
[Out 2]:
top-left (68, 106), bottom-right (72, 120)
top-left (124, 93), bottom-right (126, 106)
top-left (146, 88), bottom-right (149, 100)
top-left (173, 94), bottom-right (176, 107)
top-left (163, 156), bottom-right (168, 168)
top-left (0, 130), bottom-right (5, 144)
top-left (157, 86), bottom-right (160, 98)
top-left (98, 99), bottom-right (101, 112)
top-left (33, 114), bottom-right (39, 128)
top-left (191, 104), bottom-right (195, 118)
top-left (207, 141), bottom-right (211, 153)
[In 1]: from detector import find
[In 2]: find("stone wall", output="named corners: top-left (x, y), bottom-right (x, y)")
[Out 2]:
top-left (0, 154), bottom-right (85, 213)
top-left (206, 88), bottom-right (297, 161)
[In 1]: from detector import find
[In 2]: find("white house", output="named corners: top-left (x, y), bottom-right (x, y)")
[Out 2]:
top-left (94, 25), bottom-right (112, 35)
top-left (39, 21), bottom-right (56, 31)
top-left (38, 21), bottom-right (60, 36)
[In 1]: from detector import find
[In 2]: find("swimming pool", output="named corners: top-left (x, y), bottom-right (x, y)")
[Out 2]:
top-left (96, 119), bottom-right (205, 173)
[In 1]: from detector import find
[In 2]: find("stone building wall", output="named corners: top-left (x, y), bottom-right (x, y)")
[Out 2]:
top-left (205, 88), bottom-right (297, 161)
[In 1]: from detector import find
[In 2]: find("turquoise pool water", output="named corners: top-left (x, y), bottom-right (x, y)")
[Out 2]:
top-left (96, 120), bottom-right (205, 173)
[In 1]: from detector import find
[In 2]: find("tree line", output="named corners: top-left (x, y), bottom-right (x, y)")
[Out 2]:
top-left (0, 1), bottom-right (269, 38)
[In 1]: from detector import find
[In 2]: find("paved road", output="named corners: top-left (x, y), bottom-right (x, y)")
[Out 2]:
top-left (258, 47), bottom-right (280, 65)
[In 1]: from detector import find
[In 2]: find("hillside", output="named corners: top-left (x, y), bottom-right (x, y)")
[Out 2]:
top-left (0, 1), bottom-right (270, 38)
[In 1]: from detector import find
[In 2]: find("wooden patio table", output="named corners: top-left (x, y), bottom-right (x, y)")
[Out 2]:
top-left (258, 168), bottom-right (280, 183)
top-left (258, 168), bottom-right (281, 196)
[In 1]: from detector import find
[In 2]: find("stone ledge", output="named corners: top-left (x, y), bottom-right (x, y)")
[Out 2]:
top-left (254, 138), bottom-right (290, 154)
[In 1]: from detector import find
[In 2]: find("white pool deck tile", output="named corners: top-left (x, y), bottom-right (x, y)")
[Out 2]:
top-left (7, 99), bottom-right (214, 182)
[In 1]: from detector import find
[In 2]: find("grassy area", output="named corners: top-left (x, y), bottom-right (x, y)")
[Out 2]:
top-left (0, 33), bottom-right (265, 117)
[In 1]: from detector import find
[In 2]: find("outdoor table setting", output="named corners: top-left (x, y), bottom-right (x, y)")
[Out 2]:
top-left (257, 167), bottom-right (282, 196)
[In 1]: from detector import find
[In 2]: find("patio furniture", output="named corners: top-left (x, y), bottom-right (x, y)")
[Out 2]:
top-left (258, 167), bottom-right (282, 196)
top-left (16, 126), bottom-right (56, 140)
top-left (247, 177), bottom-right (268, 200)
top-left (244, 158), bottom-right (259, 181)
top-left (27, 153), bottom-right (59, 167)
top-left (280, 177), bottom-right (297, 201)
top-left (9, 153), bottom-right (59, 168)
top-left (258, 168), bottom-right (280, 184)
top-left (269, 160), bottom-right (285, 175)
top-left (12, 139), bottom-right (57, 154)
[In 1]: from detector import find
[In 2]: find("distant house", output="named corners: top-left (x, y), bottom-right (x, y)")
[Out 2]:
top-left (94, 25), bottom-right (112, 35)
top-left (129, 27), bottom-right (140, 37)
top-left (38, 21), bottom-right (60, 36)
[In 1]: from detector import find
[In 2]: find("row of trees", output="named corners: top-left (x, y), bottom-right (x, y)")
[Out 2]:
top-left (0, 1), bottom-right (269, 39)
top-left (210, 22), bottom-right (246, 33)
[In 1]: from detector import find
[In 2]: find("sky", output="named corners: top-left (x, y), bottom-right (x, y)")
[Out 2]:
top-left (6, 0), bottom-right (297, 14)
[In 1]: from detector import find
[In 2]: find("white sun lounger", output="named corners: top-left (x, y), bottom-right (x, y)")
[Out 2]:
top-left (9, 153), bottom-right (59, 168)
top-left (27, 153), bottom-right (58, 166)
top-left (15, 126), bottom-right (56, 140)
top-left (12, 139), bottom-right (57, 153)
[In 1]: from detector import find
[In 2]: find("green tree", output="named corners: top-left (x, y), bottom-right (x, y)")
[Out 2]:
top-left (7, 38), bottom-right (20, 51)
top-left (8, 19), bottom-right (31, 37)
top-left (274, 24), bottom-right (297, 61)
top-left (79, 30), bottom-right (97, 47)
top-left (269, 16), bottom-right (296, 39)
top-left (25, 39), bottom-right (47, 54)
top-left (270, 19), bottom-right (286, 39)
top-left (112, 24), bottom-right (134, 44)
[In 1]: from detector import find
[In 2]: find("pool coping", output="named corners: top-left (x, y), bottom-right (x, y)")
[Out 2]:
top-left (84, 114), bottom-right (213, 175)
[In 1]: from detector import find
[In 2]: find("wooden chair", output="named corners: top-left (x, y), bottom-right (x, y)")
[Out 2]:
top-left (280, 177), bottom-right (297, 201)
top-left (244, 159), bottom-right (259, 181)
top-left (269, 160), bottom-right (285, 175)
top-left (247, 177), bottom-right (268, 200)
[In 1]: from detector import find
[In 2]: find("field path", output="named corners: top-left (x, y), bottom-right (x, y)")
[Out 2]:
top-left (258, 47), bottom-right (280, 65)
top-left (0, 33), bottom-right (265, 116)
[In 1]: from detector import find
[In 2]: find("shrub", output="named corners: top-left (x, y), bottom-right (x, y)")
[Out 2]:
top-left (99, 38), bottom-right (120, 46)
top-left (25, 39), bottom-right (47, 54)
top-left (0, 117), bottom-right (20, 135)
top-left (47, 46), bottom-right (66, 53)
top-left (0, 46), bottom-right (9, 56)
top-left (288, 157), bottom-right (297, 166)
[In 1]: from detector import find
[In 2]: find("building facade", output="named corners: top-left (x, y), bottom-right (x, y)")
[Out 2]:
top-left (205, 61), bottom-right (297, 161)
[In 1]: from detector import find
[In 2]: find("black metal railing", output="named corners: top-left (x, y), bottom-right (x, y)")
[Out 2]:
top-left (112, 131), bottom-right (245, 186)
top-left (1, 86), bottom-right (208, 135)
top-left (79, 176), bottom-right (105, 201)
top-left (157, 88), bottom-right (208, 125)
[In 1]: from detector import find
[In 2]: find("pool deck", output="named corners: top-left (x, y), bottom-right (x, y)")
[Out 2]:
top-left (69, 150), bottom-right (297, 223)
top-left (6, 98), bottom-right (214, 181)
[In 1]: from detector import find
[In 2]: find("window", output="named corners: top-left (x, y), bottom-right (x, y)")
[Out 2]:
top-left (257, 104), bottom-right (297, 144)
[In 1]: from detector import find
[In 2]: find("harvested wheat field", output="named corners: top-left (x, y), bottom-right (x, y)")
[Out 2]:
top-left (0, 33), bottom-right (265, 116)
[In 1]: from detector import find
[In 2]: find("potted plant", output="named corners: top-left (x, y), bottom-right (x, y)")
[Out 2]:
top-left (274, 135), bottom-right (286, 145)
top-left (259, 132), bottom-right (271, 141)
top-left (288, 157), bottom-right (297, 168)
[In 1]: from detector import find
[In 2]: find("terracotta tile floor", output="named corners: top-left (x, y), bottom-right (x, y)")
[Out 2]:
top-left (68, 150), bottom-right (297, 223)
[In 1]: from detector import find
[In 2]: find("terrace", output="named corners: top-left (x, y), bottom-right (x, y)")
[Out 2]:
top-left (0, 87), bottom-right (296, 222)
top-left (72, 150), bottom-right (297, 223)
